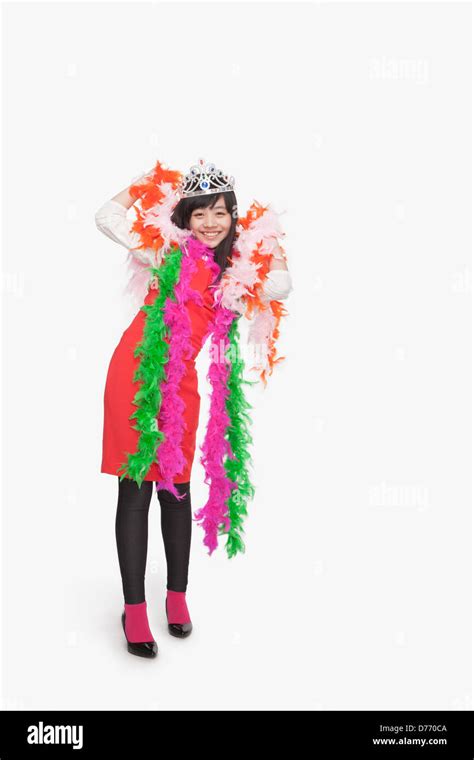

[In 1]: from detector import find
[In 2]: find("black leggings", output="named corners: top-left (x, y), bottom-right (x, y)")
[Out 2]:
top-left (115, 477), bottom-right (192, 604)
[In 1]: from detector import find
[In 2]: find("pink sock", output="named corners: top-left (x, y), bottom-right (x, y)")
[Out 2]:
top-left (124, 601), bottom-right (155, 643)
top-left (166, 590), bottom-right (191, 624)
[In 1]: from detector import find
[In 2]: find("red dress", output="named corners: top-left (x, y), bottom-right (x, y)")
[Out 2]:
top-left (101, 257), bottom-right (216, 483)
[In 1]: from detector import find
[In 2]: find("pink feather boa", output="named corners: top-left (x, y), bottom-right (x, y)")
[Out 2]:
top-left (156, 235), bottom-right (248, 554)
top-left (194, 301), bottom-right (239, 554)
top-left (154, 233), bottom-right (242, 553)
top-left (154, 234), bottom-right (217, 499)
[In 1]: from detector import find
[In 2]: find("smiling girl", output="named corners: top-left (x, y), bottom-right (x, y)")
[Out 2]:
top-left (95, 158), bottom-right (293, 658)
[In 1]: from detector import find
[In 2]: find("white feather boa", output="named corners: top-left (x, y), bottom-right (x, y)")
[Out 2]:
top-left (213, 206), bottom-right (288, 380)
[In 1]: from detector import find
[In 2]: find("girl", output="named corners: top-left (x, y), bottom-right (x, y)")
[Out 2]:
top-left (95, 159), bottom-right (293, 658)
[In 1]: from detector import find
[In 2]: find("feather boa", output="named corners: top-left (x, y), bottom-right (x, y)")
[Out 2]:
top-left (116, 245), bottom-right (183, 487)
top-left (215, 201), bottom-right (290, 386)
top-left (153, 235), bottom-right (211, 500)
top-left (116, 160), bottom-right (289, 557)
top-left (194, 301), bottom-right (239, 554)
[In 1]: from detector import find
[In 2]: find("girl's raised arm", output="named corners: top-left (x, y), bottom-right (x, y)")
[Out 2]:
top-left (94, 170), bottom-right (161, 267)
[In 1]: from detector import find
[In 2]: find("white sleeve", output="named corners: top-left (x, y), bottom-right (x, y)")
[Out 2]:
top-left (260, 269), bottom-right (294, 302)
top-left (95, 198), bottom-right (162, 267)
top-left (269, 244), bottom-right (286, 260)
top-left (94, 199), bottom-right (144, 251)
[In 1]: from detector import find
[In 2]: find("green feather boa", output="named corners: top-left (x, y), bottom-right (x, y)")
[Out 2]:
top-left (116, 246), bottom-right (183, 487)
top-left (220, 318), bottom-right (258, 558)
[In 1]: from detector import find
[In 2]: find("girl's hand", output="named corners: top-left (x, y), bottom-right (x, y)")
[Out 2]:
top-left (150, 275), bottom-right (159, 290)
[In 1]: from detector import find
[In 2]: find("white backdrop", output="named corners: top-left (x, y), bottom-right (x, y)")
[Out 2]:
top-left (2, 1), bottom-right (471, 710)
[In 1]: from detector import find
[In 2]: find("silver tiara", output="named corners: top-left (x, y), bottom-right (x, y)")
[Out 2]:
top-left (177, 157), bottom-right (235, 198)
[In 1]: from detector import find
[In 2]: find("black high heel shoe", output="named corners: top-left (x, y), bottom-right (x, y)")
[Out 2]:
top-left (166, 597), bottom-right (193, 638)
top-left (121, 611), bottom-right (158, 658)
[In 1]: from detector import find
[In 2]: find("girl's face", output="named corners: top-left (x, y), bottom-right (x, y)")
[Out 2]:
top-left (189, 195), bottom-right (232, 248)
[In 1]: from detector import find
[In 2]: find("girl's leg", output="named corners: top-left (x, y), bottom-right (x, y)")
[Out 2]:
top-left (157, 482), bottom-right (192, 625)
top-left (115, 476), bottom-right (153, 603)
top-left (157, 482), bottom-right (192, 592)
top-left (116, 477), bottom-right (155, 642)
